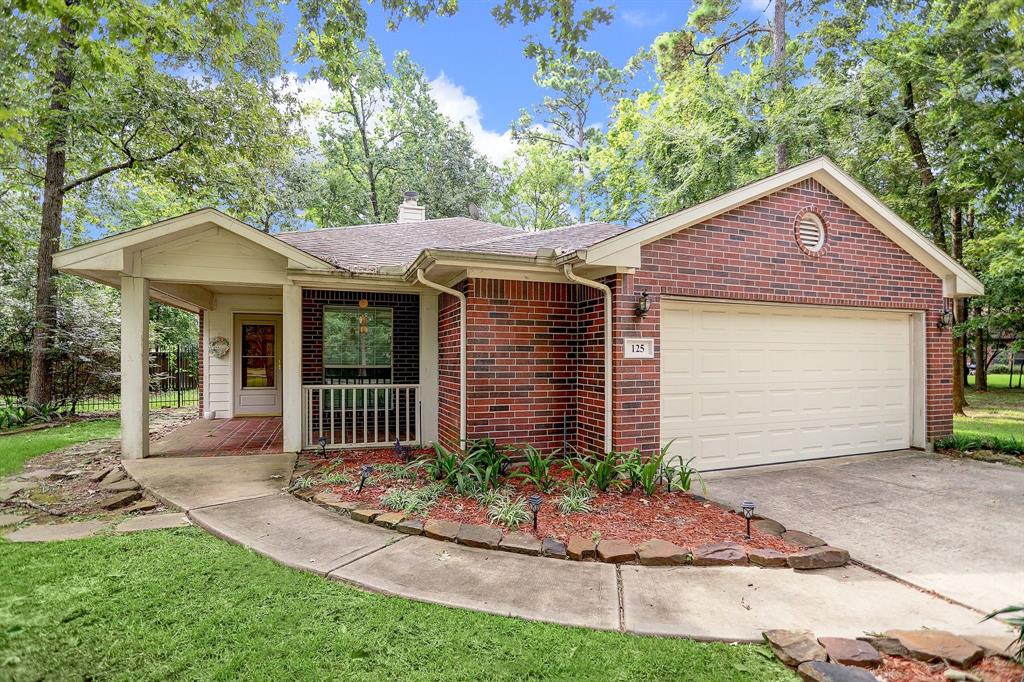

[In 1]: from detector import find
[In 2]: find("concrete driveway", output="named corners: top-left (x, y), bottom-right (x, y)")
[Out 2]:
top-left (704, 451), bottom-right (1024, 614)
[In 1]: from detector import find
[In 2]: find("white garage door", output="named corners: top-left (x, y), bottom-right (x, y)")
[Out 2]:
top-left (661, 300), bottom-right (912, 470)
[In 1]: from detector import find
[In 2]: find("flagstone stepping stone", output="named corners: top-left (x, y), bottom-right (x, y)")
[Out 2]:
top-left (88, 467), bottom-right (115, 483)
top-left (818, 637), bottom-right (882, 668)
top-left (961, 633), bottom-right (1016, 659)
top-left (373, 512), bottom-right (405, 529)
top-left (395, 519), bottom-right (424, 535)
top-left (752, 518), bottom-right (787, 536)
top-left (884, 630), bottom-right (984, 668)
top-left (18, 469), bottom-right (58, 481)
top-left (796, 661), bottom-right (880, 682)
top-left (0, 481), bottom-right (36, 501)
top-left (313, 491), bottom-right (344, 506)
top-left (856, 636), bottom-right (908, 657)
top-left (457, 524), bottom-right (502, 549)
top-left (748, 547), bottom-right (789, 567)
top-left (350, 508), bottom-right (383, 523)
top-left (782, 530), bottom-right (827, 548)
top-left (5, 519), bottom-right (109, 542)
top-left (567, 534), bottom-right (596, 560)
top-left (764, 629), bottom-right (828, 666)
top-left (0, 512), bottom-right (27, 527)
top-left (102, 478), bottom-right (140, 493)
top-left (121, 500), bottom-right (160, 514)
top-left (788, 546), bottom-right (850, 570)
top-left (423, 519), bottom-right (460, 541)
top-left (101, 469), bottom-right (126, 484)
top-left (100, 490), bottom-right (143, 510)
top-left (636, 539), bottom-right (688, 566)
top-left (542, 537), bottom-right (567, 558)
top-left (498, 532), bottom-right (542, 555)
top-left (693, 542), bottom-right (748, 566)
top-left (115, 513), bottom-right (189, 533)
top-left (596, 539), bottom-right (636, 563)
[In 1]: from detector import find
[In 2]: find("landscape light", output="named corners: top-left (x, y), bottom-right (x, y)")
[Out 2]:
top-left (358, 464), bottom-right (374, 494)
top-left (528, 494), bottom-right (542, 532)
top-left (741, 500), bottom-right (756, 539)
top-left (318, 435), bottom-right (326, 456)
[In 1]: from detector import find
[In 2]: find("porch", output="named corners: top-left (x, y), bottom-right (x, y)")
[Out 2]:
top-left (150, 416), bottom-right (284, 457)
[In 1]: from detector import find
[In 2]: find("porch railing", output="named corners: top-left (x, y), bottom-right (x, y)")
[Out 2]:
top-left (303, 384), bottom-right (420, 450)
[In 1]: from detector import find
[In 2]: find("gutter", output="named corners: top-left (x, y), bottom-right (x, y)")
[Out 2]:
top-left (563, 264), bottom-right (613, 453)
top-left (416, 268), bottom-right (467, 444)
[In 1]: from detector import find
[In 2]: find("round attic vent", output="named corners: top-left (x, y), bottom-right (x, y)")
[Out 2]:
top-left (796, 212), bottom-right (826, 254)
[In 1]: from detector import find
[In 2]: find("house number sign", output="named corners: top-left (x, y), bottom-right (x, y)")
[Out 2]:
top-left (624, 338), bottom-right (654, 358)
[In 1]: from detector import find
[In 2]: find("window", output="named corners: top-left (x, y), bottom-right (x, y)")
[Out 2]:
top-left (241, 324), bottom-right (275, 388)
top-left (796, 212), bottom-right (826, 254)
top-left (323, 306), bottom-right (393, 383)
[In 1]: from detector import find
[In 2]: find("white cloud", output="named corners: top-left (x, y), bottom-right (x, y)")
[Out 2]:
top-left (274, 73), bottom-right (334, 146)
top-left (429, 73), bottom-right (518, 165)
top-left (620, 9), bottom-right (665, 28)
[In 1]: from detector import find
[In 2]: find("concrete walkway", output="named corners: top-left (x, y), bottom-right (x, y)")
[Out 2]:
top-left (123, 453), bottom-right (1012, 642)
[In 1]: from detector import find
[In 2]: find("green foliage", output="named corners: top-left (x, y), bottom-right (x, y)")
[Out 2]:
top-left (988, 364), bottom-right (1012, 375)
top-left (290, 475), bottom-right (317, 491)
top-left (621, 449), bottom-right (665, 496)
top-left (0, 399), bottom-right (66, 431)
top-left (512, 445), bottom-right (559, 492)
top-left (563, 451), bottom-right (621, 492)
top-left (487, 495), bottom-right (532, 529)
top-left (320, 470), bottom-right (353, 485)
top-left (487, 141), bottom-right (577, 230)
top-left (0, 418), bottom-right (119, 476)
top-left (935, 434), bottom-right (1024, 457)
top-left (556, 484), bottom-right (593, 514)
top-left (982, 604), bottom-right (1024, 662)
top-left (422, 442), bottom-right (462, 483)
top-left (667, 455), bottom-right (708, 496)
top-left (380, 484), bottom-right (444, 515)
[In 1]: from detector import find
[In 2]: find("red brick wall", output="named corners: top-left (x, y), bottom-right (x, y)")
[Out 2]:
top-left (437, 288), bottom-right (463, 447)
top-left (610, 178), bottom-right (950, 453)
top-left (301, 290), bottom-right (419, 385)
top-left (575, 285), bottom-right (607, 454)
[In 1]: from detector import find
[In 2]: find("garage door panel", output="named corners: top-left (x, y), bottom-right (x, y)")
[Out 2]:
top-left (661, 301), bottom-right (912, 470)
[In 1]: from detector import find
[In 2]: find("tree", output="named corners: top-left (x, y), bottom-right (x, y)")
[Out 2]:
top-left (3, 0), bottom-right (291, 403)
top-left (513, 50), bottom-right (628, 222)
top-left (488, 142), bottom-right (576, 231)
top-left (310, 43), bottom-right (493, 226)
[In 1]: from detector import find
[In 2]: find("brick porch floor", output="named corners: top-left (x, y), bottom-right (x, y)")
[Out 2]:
top-left (151, 417), bottom-right (284, 457)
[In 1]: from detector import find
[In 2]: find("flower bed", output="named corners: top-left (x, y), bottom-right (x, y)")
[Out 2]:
top-left (292, 443), bottom-right (849, 569)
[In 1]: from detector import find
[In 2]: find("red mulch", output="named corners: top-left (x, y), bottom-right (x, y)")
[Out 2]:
top-left (874, 655), bottom-right (1023, 682)
top-left (299, 449), bottom-right (797, 552)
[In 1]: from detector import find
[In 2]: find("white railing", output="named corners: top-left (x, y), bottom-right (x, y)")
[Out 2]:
top-left (303, 384), bottom-right (420, 449)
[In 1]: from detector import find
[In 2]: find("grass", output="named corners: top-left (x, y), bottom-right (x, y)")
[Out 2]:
top-left (0, 419), bottom-right (120, 476)
top-left (0, 529), bottom-right (794, 681)
top-left (957, 378), bottom-right (1024, 445)
top-left (72, 389), bottom-right (199, 414)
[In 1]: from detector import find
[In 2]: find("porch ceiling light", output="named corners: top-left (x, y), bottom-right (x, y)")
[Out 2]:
top-left (741, 500), bottom-right (755, 539)
top-left (634, 291), bottom-right (650, 318)
top-left (358, 464), bottom-right (374, 494)
top-left (528, 493), bottom-right (542, 532)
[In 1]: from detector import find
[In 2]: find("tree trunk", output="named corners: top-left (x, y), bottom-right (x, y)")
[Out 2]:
top-left (772, 0), bottom-right (788, 172)
top-left (901, 81), bottom-right (946, 251)
top-left (28, 11), bottom-right (76, 405)
top-left (975, 329), bottom-right (988, 391)
top-left (950, 206), bottom-right (966, 414)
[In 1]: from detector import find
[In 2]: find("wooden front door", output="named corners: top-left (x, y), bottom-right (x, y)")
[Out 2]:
top-left (234, 314), bottom-right (283, 416)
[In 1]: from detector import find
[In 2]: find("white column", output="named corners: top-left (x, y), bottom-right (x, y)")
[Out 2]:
top-left (419, 292), bottom-right (439, 444)
top-left (282, 282), bottom-right (303, 452)
top-left (120, 275), bottom-right (150, 459)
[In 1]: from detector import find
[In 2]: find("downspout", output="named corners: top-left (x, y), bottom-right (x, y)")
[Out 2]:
top-left (564, 264), bottom-right (613, 453)
top-left (416, 268), bottom-right (466, 444)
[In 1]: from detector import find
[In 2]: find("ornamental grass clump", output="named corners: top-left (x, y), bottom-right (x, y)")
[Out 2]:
top-left (380, 483), bottom-right (444, 516)
top-left (556, 484), bottom-right (593, 514)
top-left (487, 495), bottom-right (531, 529)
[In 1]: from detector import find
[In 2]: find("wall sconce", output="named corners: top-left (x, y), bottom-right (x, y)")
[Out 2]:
top-left (937, 300), bottom-right (953, 329)
top-left (634, 291), bottom-right (650, 318)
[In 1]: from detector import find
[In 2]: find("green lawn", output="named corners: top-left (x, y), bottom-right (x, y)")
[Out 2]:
top-left (958, 378), bottom-right (1024, 444)
top-left (0, 419), bottom-right (120, 476)
top-left (0, 529), bottom-right (793, 681)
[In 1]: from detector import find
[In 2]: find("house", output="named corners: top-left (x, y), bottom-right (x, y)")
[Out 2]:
top-left (53, 157), bottom-right (983, 469)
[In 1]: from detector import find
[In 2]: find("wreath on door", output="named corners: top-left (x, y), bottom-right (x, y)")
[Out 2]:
top-left (209, 336), bottom-right (230, 359)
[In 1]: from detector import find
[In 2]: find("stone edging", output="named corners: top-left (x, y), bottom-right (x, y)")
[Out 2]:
top-left (309, 491), bottom-right (851, 571)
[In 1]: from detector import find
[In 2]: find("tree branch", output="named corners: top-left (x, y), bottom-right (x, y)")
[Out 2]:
top-left (62, 138), bottom-right (187, 193)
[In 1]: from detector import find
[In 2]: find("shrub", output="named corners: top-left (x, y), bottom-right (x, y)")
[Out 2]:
top-left (512, 445), bottom-right (558, 492)
top-left (935, 434), bottom-right (1024, 456)
top-left (556, 484), bottom-right (593, 514)
top-left (988, 363), bottom-right (1011, 374)
top-left (487, 495), bottom-right (531, 529)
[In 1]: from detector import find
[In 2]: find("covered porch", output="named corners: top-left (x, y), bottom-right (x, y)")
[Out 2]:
top-left (150, 416), bottom-right (284, 457)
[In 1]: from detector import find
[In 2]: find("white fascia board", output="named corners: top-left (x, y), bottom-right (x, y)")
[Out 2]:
top-left (53, 207), bottom-right (334, 273)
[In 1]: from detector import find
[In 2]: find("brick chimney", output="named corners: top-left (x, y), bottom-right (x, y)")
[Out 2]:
top-left (397, 191), bottom-right (425, 223)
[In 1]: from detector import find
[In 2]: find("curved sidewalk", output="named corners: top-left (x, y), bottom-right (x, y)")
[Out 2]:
top-left (123, 454), bottom-right (1010, 642)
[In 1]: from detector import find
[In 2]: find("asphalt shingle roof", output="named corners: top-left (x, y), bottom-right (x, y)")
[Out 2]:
top-left (275, 217), bottom-right (628, 272)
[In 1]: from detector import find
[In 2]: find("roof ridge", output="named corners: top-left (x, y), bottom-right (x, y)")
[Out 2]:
top-left (462, 220), bottom-right (623, 248)
top-left (276, 216), bottom-right (515, 237)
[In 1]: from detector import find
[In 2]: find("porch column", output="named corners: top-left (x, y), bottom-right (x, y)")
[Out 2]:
top-left (120, 275), bottom-right (150, 459)
top-left (282, 282), bottom-right (303, 452)
top-left (419, 292), bottom-right (439, 444)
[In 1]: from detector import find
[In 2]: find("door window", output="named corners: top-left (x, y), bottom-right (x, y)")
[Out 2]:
top-left (241, 323), bottom-right (275, 388)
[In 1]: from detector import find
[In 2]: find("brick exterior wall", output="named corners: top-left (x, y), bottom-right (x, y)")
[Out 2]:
top-left (301, 290), bottom-right (419, 386)
top-left (607, 178), bottom-right (950, 453)
top-left (435, 178), bottom-right (952, 456)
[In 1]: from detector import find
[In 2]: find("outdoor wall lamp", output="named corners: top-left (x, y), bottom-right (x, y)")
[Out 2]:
top-left (358, 464), bottom-right (374, 494)
top-left (528, 494), bottom-right (542, 532)
top-left (634, 291), bottom-right (651, 318)
top-left (318, 435), bottom-right (327, 457)
top-left (937, 300), bottom-right (954, 329)
top-left (741, 500), bottom-right (756, 539)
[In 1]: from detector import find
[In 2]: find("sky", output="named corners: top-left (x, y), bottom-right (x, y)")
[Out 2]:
top-left (276, 1), bottom-right (774, 164)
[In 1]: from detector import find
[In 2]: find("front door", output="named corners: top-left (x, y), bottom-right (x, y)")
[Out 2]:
top-left (234, 314), bottom-right (283, 416)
